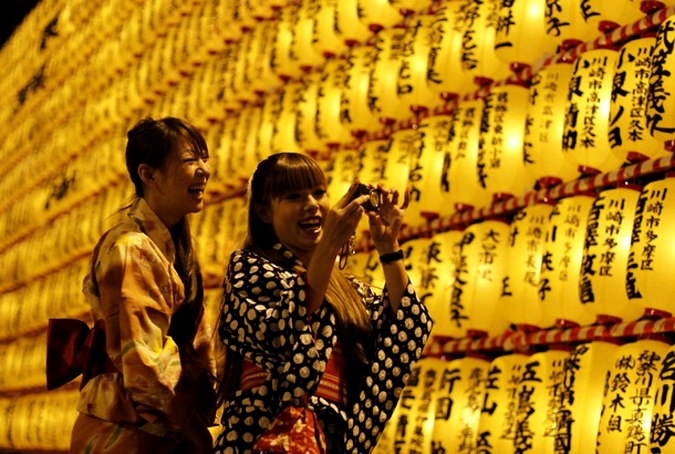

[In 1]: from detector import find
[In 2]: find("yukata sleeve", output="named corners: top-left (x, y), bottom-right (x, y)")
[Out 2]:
top-left (219, 250), bottom-right (334, 409)
top-left (96, 234), bottom-right (183, 426)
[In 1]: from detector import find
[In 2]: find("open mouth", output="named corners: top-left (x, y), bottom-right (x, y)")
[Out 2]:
top-left (188, 184), bottom-right (206, 197)
top-left (298, 216), bottom-right (322, 233)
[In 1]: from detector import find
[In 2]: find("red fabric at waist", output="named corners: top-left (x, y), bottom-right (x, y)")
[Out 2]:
top-left (240, 341), bottom-right (347, 407)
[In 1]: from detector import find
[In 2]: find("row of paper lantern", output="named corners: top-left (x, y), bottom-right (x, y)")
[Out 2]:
top-left (345, 173), bottom-right (675, 339)
top-left (0, 390), bottom-right (79, 452)
top-left (373, 336), bottom-right (675, 454)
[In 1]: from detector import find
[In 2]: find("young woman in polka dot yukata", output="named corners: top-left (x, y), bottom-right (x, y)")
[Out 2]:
top-left (213, 152), bottom-right (433, 453)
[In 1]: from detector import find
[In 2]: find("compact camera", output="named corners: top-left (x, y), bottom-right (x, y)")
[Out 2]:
top-left (349, 183), bottom-right (383, 212)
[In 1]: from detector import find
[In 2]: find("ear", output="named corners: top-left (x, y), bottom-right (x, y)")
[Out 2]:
top-left (138, 164), bottom-right (156, 186)
top-left (254, 203), bottom-right (272, 223)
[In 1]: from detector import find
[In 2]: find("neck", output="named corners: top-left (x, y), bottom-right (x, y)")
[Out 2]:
top-left (143, 194), bottom-right (180, 229)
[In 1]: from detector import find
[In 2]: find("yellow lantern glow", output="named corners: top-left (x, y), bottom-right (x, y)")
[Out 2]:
top-left (382, 127), bottom-right (417, 219)
top-left (422, 229), bottom-right (467, 340)
top-left (445, 99), bottom-right (492, 212)
top-left (272, 81), bottom-right (304, 153)
top-left (295, 71), bottom-right (328, 155)
top-left (315, 59), bottom-right (353, 147)
top-left (650, 343), bottom-right (675, 452)
top-left (430, 355), bottom-right (491, 452)
top-left (610, 35), bottom-right (668, 162)
top-left (493, 0), bottom-right (554, 69)
top-left (356, 0), bottom-right (406, 30)
top-left (401, 238), bottom-right (432, 293)
top-left (414, 115), bottom-right (456, 221)
top-left (501, 202), bottom-right (556, 330)
top-left (543, 0), bottom-right (602, 48)
top-left (626, 175), bottom-right (675, 318)
top-left (336, 0), bottom-right (373, 45)
top-left (539, 194), bottom-right (597, 328)
top-left (312, 0), bottom-right (348, 58)
top-left (455, 219), bottom-right (512, 337)
top-left (355, 139), bottom-right (389, 192)
top-left (290, 0), bottom-right (325, 72)
top-left (426, 2), bottom-right (474, 98)
top-left (524, 61), bottom-right (581, 185)
top-left (579, 185), bottom-right (643, 324)
top-left (478, 83), bottom-right (535, 200)
top-left (562, 48), bottom-right (625, 175)
top-left (596, 337), bottom-right (671, 453)
top-left (325, 148), bottom-right (360, 205)
top-left (475, 352), bottom-right (532, 453)
top-left (596, 0), bottom-right (645, 27)
top-left (341, 44), bottom-right (381, 135)
top-left (271, 4), bottom-right (302, 81)
top-left (647, 14), bottom-right (675, 141)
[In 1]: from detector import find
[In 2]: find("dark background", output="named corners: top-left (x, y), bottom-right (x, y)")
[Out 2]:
top-left (1, 0), bottom-right (40, 51)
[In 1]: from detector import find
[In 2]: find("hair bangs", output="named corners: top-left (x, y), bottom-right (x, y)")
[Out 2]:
top-left (265, 153), bottom-right (326, 200)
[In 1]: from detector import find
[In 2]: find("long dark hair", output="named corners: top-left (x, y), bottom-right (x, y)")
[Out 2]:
top-left (125, 116), bottom-right (208, 358)
top-left (241, 152), bottom-right (373, 403)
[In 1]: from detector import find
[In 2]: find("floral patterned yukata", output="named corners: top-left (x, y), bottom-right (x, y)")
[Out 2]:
top-left (213, 243), bottom-right (433, 454)
top-left (70, 198), bottom-right (216, 453)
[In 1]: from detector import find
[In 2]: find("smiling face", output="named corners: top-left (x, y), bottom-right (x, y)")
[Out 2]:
top-left (261, 185), bottom-right (329, 262)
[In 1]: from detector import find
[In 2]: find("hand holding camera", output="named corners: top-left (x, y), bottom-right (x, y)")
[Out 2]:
top-left (347, 183), bottom-right (383, 212)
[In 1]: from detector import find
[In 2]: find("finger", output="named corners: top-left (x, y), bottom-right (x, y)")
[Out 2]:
top-left (336, 181), bottom-right (362, 208)
top-left (399, 187), bottom-right (411, 210)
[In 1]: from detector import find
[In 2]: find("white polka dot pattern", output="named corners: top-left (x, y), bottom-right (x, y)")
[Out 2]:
top-left (213, 245), bottom-right (433, 453)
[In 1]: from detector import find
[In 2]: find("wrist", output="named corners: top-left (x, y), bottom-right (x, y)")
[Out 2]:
top-left (375, 241), bottom-right (399, 256)
top-left (379, 249), bottom-right (404, 265)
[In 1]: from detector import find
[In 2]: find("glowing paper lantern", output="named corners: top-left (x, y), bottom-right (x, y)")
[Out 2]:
top-left (562, 47), bottom-right (625, 174)
top-left (539, 194), bottom-right (597, 328)
top-left (256, 93), bottom-right (282, 162)
top-left (246, 23), bottom-right (282, 97)
top-left (430, 355), bottom-right (491, 453)
top-left (355, 139), bottom-right (389, 188)
top-left (295, 71), bottom-right (327, 155)
top-left (445, 99), bottom-right (492, 211)
top-left (312, 0), bottom-right (348, 58)
top-left (315, 59), bottom-right (353, 146)
top-left (610, 35), bottom-right (668, 162)
top-left (414, 114), bottom-right (456, 220)
top-left (272, 81), bottom-right (304, 153)
top-left (579, 185), bottom-right (643, 323)
top-left (341, 44), bottom-right (381, 135)
top-left (401, 237), bottom-right (432, 291)
top-left (453, 219), bottom-right (512, 337)
top-left (356, 0), bottom-right (406, 30)
top-left (544, 0), bottom-right (602, 47)
top-left (478, 83), bottom-right (535, 199)
top-left (417, 229), bottom-right (466, 340)
top-left (290, 0), bottom-right (325, 72)
top-left (325, 148), bottom-right (360, 204)
top-left (595, 0), bottom-right (646, 27)
top-left (493, 0), bottom-right (554, 68)
top-left (596, 337), bottom-right (671, 453)
top-left (556, 340), bottom-right (620, 453)
top-left (524, 60), bottom-right (580, 185)
top-left (475, 352), bottom-right (532, 453)
top-left (650, 343), bottom-right (675, 452)
top-left (455, 0), bottom-right (511, 83)
top-left (270, 4), bottom-right (302, 81)
top-left (626, 175), bottom-right (675, 318)
top-left (382, 128), bottom-right (416, 208)
top-left (647, 14), bottom-right (675, 141)
top-left (501, 202), bottom-right (556, 330)
top-left (336, 0), bottom-right (373, 45)
top-left (426, 2), bottom-right (474, 98)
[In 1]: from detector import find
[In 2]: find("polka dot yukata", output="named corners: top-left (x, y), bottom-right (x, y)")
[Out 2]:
top-left (213, 243), bottom-right (433, 453)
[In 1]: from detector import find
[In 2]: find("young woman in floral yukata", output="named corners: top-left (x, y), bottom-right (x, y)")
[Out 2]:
top-left (213, 152), bottom-right (433, 453)
top-left (64, 117), bottom-right (218, 453)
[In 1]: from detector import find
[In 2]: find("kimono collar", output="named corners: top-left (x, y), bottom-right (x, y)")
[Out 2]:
top-left (272, 242), bottom-right (306, 273)
top-left (128, 198), bottom-right (177, 264)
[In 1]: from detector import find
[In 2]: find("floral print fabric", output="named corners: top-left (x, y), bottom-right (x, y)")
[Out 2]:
top-left (213, 244), bottom-right (432, 453)
top-left (72, 198), bottom-right (216, 449)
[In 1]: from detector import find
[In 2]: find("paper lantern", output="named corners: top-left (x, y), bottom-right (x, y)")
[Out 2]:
top-left (355, 139), bottom-right (389, 186)
top-left (647, 14), bottom-right (675, 141)
top-left (426, 1), bottom-right (474, 98)
top-left (295, 71), bottom-right (328, 155)
top-left (543, 0), bottom-right (603, 47)
top-left (356, 0), bottom-right (410, 30)
top-left (455, 0), bottom-right (511, 83)
top-left (270, 4), bottom-right (303, 81)
top-left (257, 94), bottom-right (281, 163)
top-left (562, 47), bottom-right (625, 175)
top-left (596, 337), bottom-right (671, 453)
top-left (325, 148), bottom-right (360, 205)
top-left (555, 340), bottom-right (620, 453)
top-left (539, 193), bottom-right (597, 328)
top-left (341, 44), bottom-right (381, 135)
top-left (626, 175), bottom-right (675, 318)
top-left (370, 19), bottom-right (437, 123)
top-left (454, 219), bottom-right (512, 337)
top-left (475, 352), bottom-right (532, 453)
top-left (414, 114), bottom-right (456, 220)
top-left (477, 83), bottom-right (535, 200)
top-left (445, 99), bottom-right (492, 212)
top-left (415, 229), bottom-right (466, 340)
top-left (382, 127), bottom-right (416, 199)
top-left (610, 35), bottom-right (669, 162)
top-left (315, 59), bottom-right (353, 146)
top-left (336, 0), bottom-right (373, 45)
top-left (430, 355), bottom-right (491, 453)
top-left (579, 185), bottom-right (643, 323)
top-left (501, 202), bottom-right (556, 330)
top-left (524, 60), bottom-right (580, 185)
top-left (234, 105), bottom-right (265, 183)
top-left (594, 0), bottom-right (646, 27)
top-left (493, 0), bottom-right (554, 68)
top-left (272, 81), bottom-right (304, 153)
top-left (650, 343), bottom-right (675, 452)
top-left (290, 0), bottom-right (325, 72)
top-left (312, 0), bottom-right (348, 58)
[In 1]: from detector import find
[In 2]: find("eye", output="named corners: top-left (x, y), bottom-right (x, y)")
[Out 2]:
top-left (314, 188), bottom-right (326, 198)
top-left (284, 192), bottom-right (302, 200)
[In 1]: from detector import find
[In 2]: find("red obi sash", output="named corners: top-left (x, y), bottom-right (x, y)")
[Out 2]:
top-left (240, 341), bottom-right (348, 406)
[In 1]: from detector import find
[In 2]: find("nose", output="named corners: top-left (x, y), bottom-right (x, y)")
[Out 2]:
top-left (197, 158), bottom-right (211, 179)
top-left (304, 194), bottom-right (319, 210)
